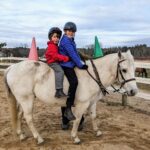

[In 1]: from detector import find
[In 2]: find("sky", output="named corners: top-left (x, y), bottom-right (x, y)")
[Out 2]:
top-left (0, 0), bottom-right (150, 48)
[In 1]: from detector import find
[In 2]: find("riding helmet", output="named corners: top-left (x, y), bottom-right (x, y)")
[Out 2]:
top-left (48, 27), bottom-right (62, 40)
top-left (63, 22), bottom-right (77, 32)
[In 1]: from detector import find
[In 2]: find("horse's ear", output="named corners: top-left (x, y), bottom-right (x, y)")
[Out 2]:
top-left (126, 49), bottom-right (134, 60)
top-left (118, 51), bottom-right (122, 59)
top-left (127, 49), bottom-right (131, 55)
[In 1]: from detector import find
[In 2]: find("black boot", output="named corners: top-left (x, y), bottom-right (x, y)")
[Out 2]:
top-left (55, 89), bottom-right (67, 98)
top-left (64, 107), bottom-right (76, 121)
top-left (61, 123), bottom-right (70, 130)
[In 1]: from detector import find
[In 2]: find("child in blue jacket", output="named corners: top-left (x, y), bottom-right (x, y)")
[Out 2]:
top-left (59, 22), bottom-right (88, 121)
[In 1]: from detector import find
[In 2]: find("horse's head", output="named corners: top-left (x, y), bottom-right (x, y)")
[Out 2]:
top-left (117, 50), bottom-right (138, 96)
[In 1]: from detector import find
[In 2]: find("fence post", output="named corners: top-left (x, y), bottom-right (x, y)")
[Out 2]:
top-left (122, 94), bottom-right (128, 106)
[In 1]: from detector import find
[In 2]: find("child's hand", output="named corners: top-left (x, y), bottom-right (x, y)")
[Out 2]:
top-left (81, 64), bottom-right (88, 70)
top-left (64, 56), bottom-right (69, 62)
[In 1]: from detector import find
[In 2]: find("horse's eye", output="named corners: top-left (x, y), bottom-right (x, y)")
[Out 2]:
top-left (122, 69), bottom-right (127, 73)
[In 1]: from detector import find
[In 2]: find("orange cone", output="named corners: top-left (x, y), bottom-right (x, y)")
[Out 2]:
top-left (28, 37), bottom-right (39, 61)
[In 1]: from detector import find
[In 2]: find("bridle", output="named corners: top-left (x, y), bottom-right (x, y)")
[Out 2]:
top-left (85, 57), bottom-right (136, 95)
top-left (111, 59), bottom-right (136, 93)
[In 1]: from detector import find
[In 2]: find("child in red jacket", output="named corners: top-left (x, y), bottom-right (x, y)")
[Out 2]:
top-left (45, 27), bottom-right (69, 98)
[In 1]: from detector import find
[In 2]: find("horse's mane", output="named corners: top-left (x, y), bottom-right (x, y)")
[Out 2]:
top-left (79, 51), bottom-right (133, 63)
top-left (78, 51), bottom-right (118, 61)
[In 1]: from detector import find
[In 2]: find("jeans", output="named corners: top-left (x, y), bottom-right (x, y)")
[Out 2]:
top-left (49, 63), bottom-right (64, 90)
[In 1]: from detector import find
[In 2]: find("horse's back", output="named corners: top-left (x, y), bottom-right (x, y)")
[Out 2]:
top-left (6, 60), bottom-right (51, 95)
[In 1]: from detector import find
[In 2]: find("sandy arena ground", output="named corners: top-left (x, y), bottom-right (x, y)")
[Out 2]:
top-left (0, 74), bottom-right (150, 150)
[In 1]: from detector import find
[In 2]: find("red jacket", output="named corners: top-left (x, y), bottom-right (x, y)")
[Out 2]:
top-left (45, 41), bottom-right (69, 64)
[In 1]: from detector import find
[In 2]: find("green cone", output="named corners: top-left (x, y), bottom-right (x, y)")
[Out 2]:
top-left (93, 36), bottom-right (103, 58)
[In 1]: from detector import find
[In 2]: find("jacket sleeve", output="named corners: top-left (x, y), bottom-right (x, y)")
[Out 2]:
top-left (46, 44), bottom-right (69, 62)
top-left (64, 42), bottom-right (84, 68)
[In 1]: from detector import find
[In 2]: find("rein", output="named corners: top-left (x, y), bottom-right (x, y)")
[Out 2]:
top-left (85, 59), bottom-right (109, 96)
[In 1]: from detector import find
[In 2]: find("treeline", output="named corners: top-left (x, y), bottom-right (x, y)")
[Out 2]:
top-left (0, 42), bottom-right (150, 58)
top-left (0, 47), bottom-right (45, 57)
top-left (0, 42), bottom-right (46, 57)
top-left (79, 44), bottom-right (150, 58)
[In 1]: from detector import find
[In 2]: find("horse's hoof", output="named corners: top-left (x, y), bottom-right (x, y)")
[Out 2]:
top-left (74, 137), bottom-right (81, 144)
top-left (20, 133), bottom-right (27, 141)
top-left (37, 138), bottom-right (45, 145)
top-left (96, 130), bottom-right (102, 137)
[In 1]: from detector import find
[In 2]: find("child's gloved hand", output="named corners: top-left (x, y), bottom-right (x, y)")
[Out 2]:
top-left (64, 56), bottom-right (69, 62)
top-left (81, 64), bottom-right (88, 70)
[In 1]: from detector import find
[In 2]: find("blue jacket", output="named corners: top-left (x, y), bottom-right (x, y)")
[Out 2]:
top-left (59, 35), bottom-right (84, 68)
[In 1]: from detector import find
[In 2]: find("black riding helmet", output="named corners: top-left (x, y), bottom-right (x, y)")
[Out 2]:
top-left (63, 22), bottom-right (77, 32)
top-left (48, 27), bottom-right (62, 40)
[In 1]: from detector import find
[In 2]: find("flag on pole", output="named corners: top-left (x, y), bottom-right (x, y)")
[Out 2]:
top-left (93, 36), bottom-right (103, 58)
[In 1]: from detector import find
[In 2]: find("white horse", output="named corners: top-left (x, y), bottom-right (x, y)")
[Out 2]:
top-left (4, 50), bottom-right (138, 144)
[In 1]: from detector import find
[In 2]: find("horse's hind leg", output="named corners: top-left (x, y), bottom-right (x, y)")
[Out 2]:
top-left (71, 101), bottom-right (90, 144)
top-left (89, 102), bottom-right (102, 137)
top-left (16, 104), bottom-right (26, 140)
top-left (18, 95), bottom-right (44, 144)
top-left (144, 69), bottom-right (148, 78)
top-left (145, 72), bottom-right (148, 78)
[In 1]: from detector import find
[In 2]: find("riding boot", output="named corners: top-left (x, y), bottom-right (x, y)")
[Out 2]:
top-left (61, 107), bottom-right (85, 130)
top-left (64, 106), bottom-right (76, 121)
top-left (55, 89), bottom-right (67, 98)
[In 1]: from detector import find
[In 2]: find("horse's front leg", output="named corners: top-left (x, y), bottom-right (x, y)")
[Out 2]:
top-left (71, 101), bottom-right (90, 144)
top-left (89, 102), bottom-right (102, 137)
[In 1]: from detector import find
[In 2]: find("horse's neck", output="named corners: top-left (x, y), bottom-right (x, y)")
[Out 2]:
top-left (87, 54), bottom-right (118, 87)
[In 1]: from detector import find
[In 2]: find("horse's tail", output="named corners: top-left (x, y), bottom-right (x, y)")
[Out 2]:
top-left (4, 67), bottom-right (17, 135)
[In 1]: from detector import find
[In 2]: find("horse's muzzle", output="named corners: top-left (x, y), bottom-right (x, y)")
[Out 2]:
top-left (128, 88), bottom-right (138, 96)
